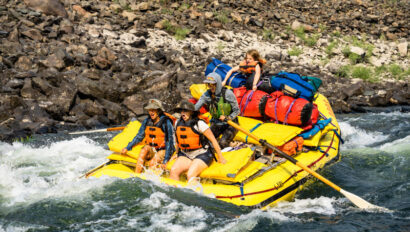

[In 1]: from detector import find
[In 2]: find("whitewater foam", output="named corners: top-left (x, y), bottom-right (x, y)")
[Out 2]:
top-left (214, 196), bottom-right (339, 231)
top-left (379, 135), bottom-right (410, 154)
top-left (339, 121), bottom-right (389, 149)
top-left (128, 192), bottom-right (209, 231)
top-left (0, 137), bottom-right (113, 207)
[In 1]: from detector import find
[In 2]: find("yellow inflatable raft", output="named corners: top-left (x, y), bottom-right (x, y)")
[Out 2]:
top-left (84, 86), bottom-right (341, 209)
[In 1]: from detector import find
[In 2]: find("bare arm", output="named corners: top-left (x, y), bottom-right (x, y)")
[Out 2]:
top-left (222, 66), bottom-right (239, 86)
top-left (252, 64), bottom-right (261, 91)
top-left (202, 128), bottom-right (227, 164)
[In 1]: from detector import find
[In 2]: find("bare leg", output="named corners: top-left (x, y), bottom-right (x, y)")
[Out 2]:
top-left (186, 159), bottom-right (208, 184)
top-left (135, 145), bottom-right (152, 173)
top-left (169, 156), bottom-right (191, 181)
top-left (148, 149), bottom-right (166, 168)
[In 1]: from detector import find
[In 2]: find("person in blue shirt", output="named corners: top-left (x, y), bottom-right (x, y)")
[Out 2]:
top-left (121, 99), bottom-right (175, 173)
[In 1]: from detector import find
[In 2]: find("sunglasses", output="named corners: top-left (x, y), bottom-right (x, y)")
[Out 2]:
top-left (206, 83), bottom-right (216, 87)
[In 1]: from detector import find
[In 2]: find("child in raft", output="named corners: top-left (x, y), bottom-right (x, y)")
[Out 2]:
top-left (222, 49), bottom-right (267, 91)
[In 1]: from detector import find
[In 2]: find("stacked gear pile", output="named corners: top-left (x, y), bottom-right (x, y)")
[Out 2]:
top-left (233, 88), bottom-right (317, 127)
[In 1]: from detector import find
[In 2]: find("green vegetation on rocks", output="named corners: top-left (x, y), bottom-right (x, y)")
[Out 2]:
top-left (162, 20), bottom-right (190, 40)
top-left (216, 11), bottom-right (230, 24)
top-left (288, 46), bottom-right (303, 56)
top-left (294, 27), bottom-right (320, 47)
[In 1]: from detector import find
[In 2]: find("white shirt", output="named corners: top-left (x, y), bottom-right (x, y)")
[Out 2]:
top-left (175, 119), bottom-right (210, 159)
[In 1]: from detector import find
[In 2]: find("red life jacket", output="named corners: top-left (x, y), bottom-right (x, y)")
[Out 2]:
top-left (176, 119), bottom-right (204, 151)
top-left (239, 60), bottom-right (259, 74)
top-left (144, 116), bottom-right (170, 149)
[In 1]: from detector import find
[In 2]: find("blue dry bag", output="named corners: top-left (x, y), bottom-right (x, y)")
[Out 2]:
top-left (205, 58), bottom-right (246, 88)
top-left (270, 71), bottom-right (316, 101)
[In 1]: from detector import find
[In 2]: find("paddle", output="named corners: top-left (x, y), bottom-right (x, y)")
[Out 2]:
top-left (69, 126), bottom-right (125, 135)
top-left (227, 120), bottom-right (387, 210)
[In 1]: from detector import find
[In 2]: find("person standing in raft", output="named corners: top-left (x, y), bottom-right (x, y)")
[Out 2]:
top-left (121, 99), bottom-right (175, 173)
top-left (195, 72), bottom-right (240, 148)
top-left (222, 49), bottom-right (267, 91)
top-left (170, 100), bottom-right (226, 183)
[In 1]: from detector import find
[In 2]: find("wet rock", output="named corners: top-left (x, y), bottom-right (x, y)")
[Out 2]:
top-left (81, 115), bottom-right (107, 128)
top-left (329, 98), bottom-right (351, 113)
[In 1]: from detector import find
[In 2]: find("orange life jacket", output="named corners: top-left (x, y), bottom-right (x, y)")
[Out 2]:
top-left (144, 116), bottom-right (170, 149)
top-left (176, 119), bottom-right (204, 151)
top-left (239, 60), bottom-right (259, 74)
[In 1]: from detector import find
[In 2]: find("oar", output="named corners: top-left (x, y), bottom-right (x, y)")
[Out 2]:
top-left (79, 160), bottom-right (112, 178)
top-left (69, 126), bottom-right (125, 135)
top-left (227, 120), bottom-right (387, 210)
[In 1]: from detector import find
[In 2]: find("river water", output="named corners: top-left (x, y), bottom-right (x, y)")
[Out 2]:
top-left (0, 110), bottom-right (409, 232)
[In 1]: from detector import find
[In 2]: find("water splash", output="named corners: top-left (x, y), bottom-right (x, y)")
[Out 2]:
top-left (379, 135), bottom-right (410, 154)
top-left (215, 197), bottom-right (339, 231)
top-left (0, 137), bottom-right (113, 207)
top-left (339, 121), bottom-right (389, 149)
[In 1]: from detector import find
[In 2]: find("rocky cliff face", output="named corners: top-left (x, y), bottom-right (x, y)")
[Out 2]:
top-left (0, 0), bottom-right (409, 141)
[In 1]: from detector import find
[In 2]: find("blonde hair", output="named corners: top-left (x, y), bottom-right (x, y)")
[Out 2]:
top-left (246, 49), bottom-right (266, 67)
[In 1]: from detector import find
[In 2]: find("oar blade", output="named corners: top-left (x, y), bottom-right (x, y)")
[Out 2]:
top-left (340, 189), bottom-right (387, 211)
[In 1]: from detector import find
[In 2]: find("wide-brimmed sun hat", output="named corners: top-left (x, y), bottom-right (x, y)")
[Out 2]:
top-left (144, 99), bottom-right (165, 111)
top-left (174, 100), bottom-right (197, 112)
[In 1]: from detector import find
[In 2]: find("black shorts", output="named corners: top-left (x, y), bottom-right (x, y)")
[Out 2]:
top-left (178, 149), bottom-right (214, 166)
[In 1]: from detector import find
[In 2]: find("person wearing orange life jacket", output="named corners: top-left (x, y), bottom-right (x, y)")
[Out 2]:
top-left (170, 100), bottom-right (227, 183)
top-left (121, 99), bottom-right (175, 173)
top-left (222, 49), bottom-right (267, 91)
top-left (195, 72), bottom-right (240, 148)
